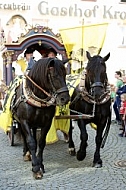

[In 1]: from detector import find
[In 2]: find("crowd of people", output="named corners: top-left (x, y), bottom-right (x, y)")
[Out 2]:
top-left (111, 71), bottom-right (126, 137)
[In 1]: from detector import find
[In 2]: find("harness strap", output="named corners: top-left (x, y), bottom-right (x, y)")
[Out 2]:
top-left (24, 74), bottom-right (52, 97)
top-left (23, 77), bottom-right (54, 107)
top-left (78, 71), bottom-right (111, 105)
top-left (11, 83), bottom-right (25, 115)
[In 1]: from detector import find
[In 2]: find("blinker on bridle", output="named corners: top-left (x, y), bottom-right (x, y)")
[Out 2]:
top-left (47, 68), bottom-right (69, 98)
top-left (91, 82), bottom-right (104, 88)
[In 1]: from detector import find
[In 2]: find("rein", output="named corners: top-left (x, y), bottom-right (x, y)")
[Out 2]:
top-left (24, 74), bottom-right (52, 98)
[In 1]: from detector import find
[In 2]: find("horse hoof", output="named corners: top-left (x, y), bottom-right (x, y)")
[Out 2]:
top-left (76, 151), bottom-right (86, 161)
top-left (63, 133), bottom-right (69, 143)
top-left (69, 148), bottom-right (76, 156)
top-left (92, 163), bottom-right (102, 168)
top-left (65, 139), bottom-right (69, 143)
top-left (33, 170), bottom-right (43, 180)
top-left (23, 151), bottom-right (31, 161)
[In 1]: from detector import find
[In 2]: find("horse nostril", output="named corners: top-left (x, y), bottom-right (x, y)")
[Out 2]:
top-left (61, 97), bottom-right (65, 102)
top-left (61, 97), bottom-right (69, 104)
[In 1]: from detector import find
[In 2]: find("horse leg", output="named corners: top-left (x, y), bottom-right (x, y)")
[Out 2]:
top-left (32, 128), bottom-right (37, 153)
top-left (21, 121), bottom-right (43, 179)
top-left (68, 120), bottom-right (76, 156)
top-left (21, 129), bottom-right (37, 161)
top-left (77, 119), bottom-right (88, 161)
top-left (19, 126), bottom-right (31, 161)
top-left (93, 123), bottom-right (105, 168)
top-left (22, 128), bottom-right (37, 162)
top-left (37, 126), bottom-right (51, 174)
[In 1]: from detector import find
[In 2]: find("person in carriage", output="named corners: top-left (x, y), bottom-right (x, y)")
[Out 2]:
top-left (0, 47), bottom-right (71, 144)
top-left (0, 48), bottom-right (35, 132)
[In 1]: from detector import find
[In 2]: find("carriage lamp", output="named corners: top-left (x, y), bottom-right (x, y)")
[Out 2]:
top-left (38, 40), bottom-right (42, 46)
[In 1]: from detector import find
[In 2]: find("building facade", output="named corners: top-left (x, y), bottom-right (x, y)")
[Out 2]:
top-left (0, 0), bottom-right (126, 83)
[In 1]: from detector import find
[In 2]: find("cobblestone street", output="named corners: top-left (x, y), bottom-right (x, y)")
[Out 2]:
top-left (0, 120), bottom-right (126, 190)
top-left (0, 0), bottom-right (126, 190)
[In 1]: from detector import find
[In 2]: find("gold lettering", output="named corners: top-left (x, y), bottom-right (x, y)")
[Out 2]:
top-left (84, 9), bottom-right (92, 17)
top-left (120, 12), bottom-right (126, 20)
top-left (103, 6), bottom-right (113, 19)
top-left (38, 1), bottom-right (49, 15)
top-left (12, 3), bottom-right (17, 10)
top-left (92, 5), bottom-right (99, 17)
top-left (3, 4), bottom-right (8, 9)
top-left (114, 11), bottom-right (120, 19)
top-left (74, 4), bottom-right (82, 17)
top-left (60, 7), bottom-right (67, 16)
top-left (51, 7), bottom-right (59, 16)
top-left (69, 6), bottom-right (74, 16)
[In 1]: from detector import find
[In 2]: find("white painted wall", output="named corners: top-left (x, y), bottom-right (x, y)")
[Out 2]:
top-left (0, 0), bottom-right (126, 81)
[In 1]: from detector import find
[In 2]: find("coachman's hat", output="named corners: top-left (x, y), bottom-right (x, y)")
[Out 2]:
top-left (24, 48), bottom-right (34, 57)
top-left (47, 47), bottom-right (57, 56)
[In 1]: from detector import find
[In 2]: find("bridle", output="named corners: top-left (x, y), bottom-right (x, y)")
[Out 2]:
top-left (79, 70), bottom-right (111, 105)
top-left (91, 82), bottom-right (104, 88)
top-left (69, 71), bottom-right (110, 118)
top-left (23, 68), bottom-right (69, 107)
top-left (47, 69), bottom-right (68, 98)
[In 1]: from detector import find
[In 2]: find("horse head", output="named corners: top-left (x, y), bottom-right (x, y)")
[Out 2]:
top-left (47, 58), bottom-right (70, 105)
top-left (27, 57), bottom-right (70, 106)
top-left (85, 51), bottom-right (110, 101)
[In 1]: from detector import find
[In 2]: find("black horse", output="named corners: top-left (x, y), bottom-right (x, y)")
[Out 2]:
top-left (68, 51), bottom-right (111, 168)
top-left (11, 57), bottom-right (70, 179)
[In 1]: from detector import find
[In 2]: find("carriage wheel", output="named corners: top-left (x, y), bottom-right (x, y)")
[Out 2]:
top-left (8, 125), bottom-right (15, 146)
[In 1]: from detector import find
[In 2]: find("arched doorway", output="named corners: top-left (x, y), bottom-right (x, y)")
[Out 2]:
top-left (2, 26), bottom-right (68, 85)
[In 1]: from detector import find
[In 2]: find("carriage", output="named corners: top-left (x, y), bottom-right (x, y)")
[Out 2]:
top-left (0, 51), bottom-right (112, 179)
top-left (0, 23), bottom-right (112, 179)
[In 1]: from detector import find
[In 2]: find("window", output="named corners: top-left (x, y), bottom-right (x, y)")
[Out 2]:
top-left (120, 0), bottom-right (126, 2)
top-left (118, 26), bottom-right (126, 46)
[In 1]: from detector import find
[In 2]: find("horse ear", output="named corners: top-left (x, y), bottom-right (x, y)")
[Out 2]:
top-left (103, 52), bottom-right (110, 62)
top-left (86, 51), bottom-right (92, 61)
top-left (62, 58), bottom-right (72, 64)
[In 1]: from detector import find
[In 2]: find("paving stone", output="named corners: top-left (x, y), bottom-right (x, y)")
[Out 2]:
top-left (0, 120), bottom-right (126, 189)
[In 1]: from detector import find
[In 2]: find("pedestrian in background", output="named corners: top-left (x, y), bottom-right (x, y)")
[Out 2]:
top-left (113, 71), bottom-right (123, 125)
top-left (117, 75), bottom-right (126, 96)
top-left (118, 93), bottom-right (126, 137)
top-left (110, 84), bottom-right (116, 102)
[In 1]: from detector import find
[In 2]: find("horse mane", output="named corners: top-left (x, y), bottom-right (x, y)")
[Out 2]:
top-left (86, 55), bottom-right (106, 71)
top-left (26, 58), bottom-right (66, 92)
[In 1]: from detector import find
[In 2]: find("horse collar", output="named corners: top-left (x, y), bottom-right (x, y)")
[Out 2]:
top-left (22, 76), bottom-right (56, 107)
